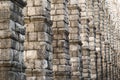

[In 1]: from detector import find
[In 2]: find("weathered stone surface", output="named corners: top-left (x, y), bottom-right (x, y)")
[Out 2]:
top-left (0, 0), bottom-right (26, 80)
top-left (51, 0), bottom-right (71, 80)
top-left (24, 0), bottom-right (53, 80)
top-left (68, 1), bottom-right (82, 80)
top-left (0, 0), bottom-right (120, 80)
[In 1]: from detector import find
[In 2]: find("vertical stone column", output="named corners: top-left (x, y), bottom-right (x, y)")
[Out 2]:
top-left (100, 3), bottom-right (107, 79)
top-left (51, 0), bottom-right (71, 80)
top-left (78, 0), bottom-right (91, 79)
top-left (106, 43), bottom-right (110, 80)
top-left (108, 21), bottom-right (112, 79)
top-left (110, 20), bottom-right (116, 80)
top-left (114, 29), bottom-right (119, 80)
top-left (110, 27), bottom-right (116, 79)
top-left (94, 0), bottom-right (102, 79)
top-left (108, 23), bottom-right (113, 79)
top-left (109, 23), bottom-right (113, 80)
top-left (87, 0), bottom-right (98, 80)
top-left (116, 29), bottom-right (120, 80)
top-left (118, 30), bottom-right (120, 79)
top-left (112, 49), bottom-right (116, 80)
top-left (99, 4), bottom-right (105, 80)
top-left (102, 8), bottom-right (108, 80)
top-left (118, 54), bottom-right (120, 79)
top-left (117, 29), bottom-right (120, 79)
top-left (0, 0), bottom-right (26, 80)
top-left (111, 48), bottom-right (114, 80)
top-left (106, 23), bottom-right (109, 80)
top-left (24, 0), bottom-right (53, 80)
top-left (68, 0), bottom-right (82, 80)
top-left (104, 8), bottom-right (110, 80)
top-left (104, 42), bottom-right (109, 80)
top-left (113, 28), bottom-right (118, 80)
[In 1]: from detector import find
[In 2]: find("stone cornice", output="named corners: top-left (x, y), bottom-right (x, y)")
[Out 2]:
top-left (25, 16), bottom-right (53, 26)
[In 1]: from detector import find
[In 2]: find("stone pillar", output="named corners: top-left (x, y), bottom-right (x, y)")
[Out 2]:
top-left (51, 0), bottom-right (71, 80)
top-left (116, 27), bottom-right (120, 80)
top-left (106, 16), bottom-right (111, 80)
top-left (68, 0), bottom-right (82, 80)
top-left (109, 24), bottom-right (113, 80)
top-left (118, 54), bottom-right (120, 79)
top-left (116, 29), bottom-right (120, 80)
top-left (104, 8), bottom-right (110, 80)
top-left (118, 55), bottom-right (120, 79)
top-left (113, 29), bottom-right (118, 80)
top-left (114, 29), bottom-right (119, 80)
top-left (102, 8), bottom-right (107, 80)
top-left (24, 0), bottom-right (53, 80)
top-left (0, 0), bottom-right (26, 80)
top-left (110, 49), bottom-right (113, 80)
top-left (87, 0), bottom-right (97, 80)
top-left (104, 41), bottom-right (109, 80)
top-left (93, 0), bottom-right (102, 79)
top-left (99, 4), bottom-right (105, 80)
top-left (106, 43), bottom-right (110, 80)
top-left (111, 49), bottom-right (116, 80)
top-left (118, 29), bottom-right (120, 79)
top-left (78, 0), bottom-right (91, 79)
top-left (100, 3), bottom-right (107, 79)
top-left (106, 26), bottom-right (109, 80)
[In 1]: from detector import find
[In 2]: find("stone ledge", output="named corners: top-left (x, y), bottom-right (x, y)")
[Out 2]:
top-left (11, 0), bottom-right (27, 7)
top-left (24, 16), bottom-right (53, 26)
top-left (69, 40), bottom-right (83, 45)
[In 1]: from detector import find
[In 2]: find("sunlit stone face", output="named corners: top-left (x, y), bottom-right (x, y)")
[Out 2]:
top-left (70, 0), bottom-right (78, 4)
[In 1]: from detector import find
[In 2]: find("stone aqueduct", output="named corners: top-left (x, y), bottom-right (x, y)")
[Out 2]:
top-left (0, 0), bottom-right (120, 80)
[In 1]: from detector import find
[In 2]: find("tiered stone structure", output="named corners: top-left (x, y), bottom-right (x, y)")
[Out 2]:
top-left (87, 0), bottom-right (97, 79)
top-left (0, 0), bottom-right (120, 80)
top-left (93, 0), bottom-right (102, 79)
top-left (24, 0), bottom-right (53, 80)
top-left (78, 0), bottom-right (91, 79)
top-left (68, 0), bottom-right (82, 79)
top-left (99, 3), bottom-right (104, 79)
top-left (51, 0), bottom-right (71, 80)
top-left (0, 0), bottom-right (26, 80)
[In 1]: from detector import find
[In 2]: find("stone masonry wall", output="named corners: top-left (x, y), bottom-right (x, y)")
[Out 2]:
top-left (78, 0), bottom-right (91, 79)
top-left (0, 0), bottom-right (26, 80)
top-left (0, 0), bottom-right (120, 80)
top-left (87, 0), bottom-right (97, 79)
top-left (24, 0), bottom-right (53, 80)
top-left (51, 0), bottom-right (71, 79)
top-left (68, 0), bottom-right (82, 79)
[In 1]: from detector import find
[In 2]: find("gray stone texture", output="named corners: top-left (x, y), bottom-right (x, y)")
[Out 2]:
top-left (68, 0), bottom-right (82, 79)
top-left (24, 0), bottom-right (53, 80)
top-left (0, 0), bottom-right (120, 80)
top-left (51, 0), bottom-right (71, 80)
top-left (0, 0), bottom-right (26, 80)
